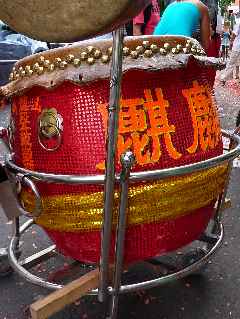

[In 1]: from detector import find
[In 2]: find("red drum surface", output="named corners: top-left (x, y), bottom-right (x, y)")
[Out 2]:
top-left (4, 37), bottom-right (227, 263)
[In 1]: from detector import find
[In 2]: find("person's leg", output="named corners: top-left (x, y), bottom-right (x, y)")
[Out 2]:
top-left (220, 50), bottom-right (239, 84)
top-left (221, 45), bottom-right (225, 59)
top-left (236, 65), bottom-right (239, 80)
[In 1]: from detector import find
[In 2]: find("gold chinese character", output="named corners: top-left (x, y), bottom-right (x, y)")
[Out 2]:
top-left (143, 88), bottom-right (181, 161)
top-left (182, 81), bottom-right (221, 154)
top-left (119, 98), bottom-right (146, 133)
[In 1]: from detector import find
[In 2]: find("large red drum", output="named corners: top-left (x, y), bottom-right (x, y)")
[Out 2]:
top-left (0, 36), bottom-right (227, 264)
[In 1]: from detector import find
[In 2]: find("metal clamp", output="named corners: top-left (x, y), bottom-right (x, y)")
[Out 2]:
top-left (14, 173), bottom-right (43, 218)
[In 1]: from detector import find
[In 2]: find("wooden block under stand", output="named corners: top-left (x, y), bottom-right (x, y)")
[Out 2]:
top-left (30, 268), bottom-right (100, 319)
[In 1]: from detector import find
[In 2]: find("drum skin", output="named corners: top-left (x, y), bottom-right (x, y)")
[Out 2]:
top-left (1, 36), bottom-right (227, 264)
top-left (0, 0), bottom-right (150, 42)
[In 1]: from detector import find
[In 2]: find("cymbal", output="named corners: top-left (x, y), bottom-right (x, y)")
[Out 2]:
top-left (0, 0), bottom-right (151, 42)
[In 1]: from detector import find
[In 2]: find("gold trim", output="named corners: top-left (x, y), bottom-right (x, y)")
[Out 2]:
top-left (9, 40), bottom-right (206, 82)
top-left (21, 165), bottom-right (228, 232)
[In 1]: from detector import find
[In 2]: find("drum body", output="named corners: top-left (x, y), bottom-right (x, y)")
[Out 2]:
top-left (1, 36), bottom-right (227, 264)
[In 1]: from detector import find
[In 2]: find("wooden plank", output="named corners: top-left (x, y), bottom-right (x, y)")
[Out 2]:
top-left (30, 268), bottom-right (100, 319)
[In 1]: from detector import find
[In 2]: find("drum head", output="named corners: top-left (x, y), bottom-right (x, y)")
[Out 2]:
top-left (0, 0), bottom-right (150, 42)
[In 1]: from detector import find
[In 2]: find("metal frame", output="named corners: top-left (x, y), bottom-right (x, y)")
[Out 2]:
top-left (1, 31), bottom-right (240, 319)
top-left (2, 129), bottom-right (239, 319)
top-left (7, 217), bottom-right (224, 292)
top-left (3, 130), bottom-right (240, 185)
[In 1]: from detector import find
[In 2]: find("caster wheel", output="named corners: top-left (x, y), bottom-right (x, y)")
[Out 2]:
top-left (181, 248), bottom-right (208, 273)
top-left (0, 248), bottom-right (13, 277)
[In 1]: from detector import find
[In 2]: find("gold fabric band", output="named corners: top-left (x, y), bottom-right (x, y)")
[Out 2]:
top-left (21, 165), bottom-right (228, 232)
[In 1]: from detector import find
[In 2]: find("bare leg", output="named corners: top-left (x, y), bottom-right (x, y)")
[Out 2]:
top-left (236, 65), bottom-right (239, 80)
top-left (220, 50), bottom-right (239, 83)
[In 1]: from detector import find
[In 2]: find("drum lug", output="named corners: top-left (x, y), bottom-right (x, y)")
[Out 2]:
top-left (38, 108), bottom-right (63, 152)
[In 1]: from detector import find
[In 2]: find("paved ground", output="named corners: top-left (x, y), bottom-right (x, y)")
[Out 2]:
top-left (1, 74), bottom-right (240, 319)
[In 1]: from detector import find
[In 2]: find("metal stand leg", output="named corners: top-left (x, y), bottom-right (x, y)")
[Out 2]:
top-left (99, 28), bottom-right (124, 303)
top-left (212, 160), bottom-right (232, 235)
top-left (107, 152), bottom-right (135, 319)
top-left (13, 217), bottom-right (20, 250)
top-left (0, 217), bottom-right (21, 277)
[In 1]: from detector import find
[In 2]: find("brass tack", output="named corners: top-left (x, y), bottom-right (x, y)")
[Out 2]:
top-left (73, 58), bottom-right (81, 66)
top-left (37, 66), bottom-right (44, 75)
top-left (9, 73), bottom-right (14, 81)
top-left (176, 44), bottom-right (182, 51)
top-left (107, 47), bottom-right (113, 55)
top-left (159, 48), bottom-right (167, 55)
top-left (130, 50), bottom-right (139, 59)
top-left (186, 43), bottom-right (192, 49)
top-left (20, 70), bottom-right (26, 77)
top-left (87, 57), bottom-right (95, 65)
top-left (25, 65), bottom-right (31, 71)
top-left (164, 43), bottom-right (170, 50)
top-left (18, 66), bottom-right (23, 72)
top-left (12, 66), bottom-right (16, 72)
top-left (123, 47), bottom-right (130, 56)
top-left (47, 64), bottom-right (55, 72)
top-left (142, 40), bottom-right (150, 48)
top-left (150, 44), bottom-right (158, 53)
top-left (43, 59), bottom-right (50, 68)
top-left (87, 46), bottom-right (95, 54)
top-left (66, 54), bottom-right (75, 63)
top-left (136, 45), bottom-right (144, 54)
top-left (101, 55), bottom-right (110, 63)
top-left (59, 61), bottom-right (68, 69)
top-left (80, 52), bottom-right (88, 61)
top-left (172, 48), bottom-right (178, 54)
top-left (39, 56), bottom-right (45, 64)
top-left (191, 47), bottom-right (197, 54)
top-left (144, 49), bottom-right (153, 58)
top-left (33, 62), bottom-right (40, 71)
top-left (54, 57), bottom-right (62, 65)
top-left (15, 73), bottom-right (20, 80)
top-left (94, 49), bottom-right (102, 59)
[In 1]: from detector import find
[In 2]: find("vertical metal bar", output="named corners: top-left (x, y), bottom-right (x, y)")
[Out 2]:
top-left (108, 152), bottom-right (135, 319)
top-left (98, 28), bottom-right (124, 303)
top-left (13, 217), bottom-right (20, 250)
top-left (212, 135), bottom-right (234, 234)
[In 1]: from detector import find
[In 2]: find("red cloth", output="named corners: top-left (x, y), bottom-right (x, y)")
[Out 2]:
top-left (133, 0), bottom-right (160, 35)
top-left (207, 34), bottom-right (221, 58)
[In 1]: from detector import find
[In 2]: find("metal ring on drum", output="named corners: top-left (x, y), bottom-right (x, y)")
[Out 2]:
top-left (6, 172), bottom-right (43, 218)
top-left (3, 129), bottom-right (240, 184)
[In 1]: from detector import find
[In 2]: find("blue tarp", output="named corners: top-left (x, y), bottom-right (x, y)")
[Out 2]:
top-left (0, 21), bottom-right (48, 85)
